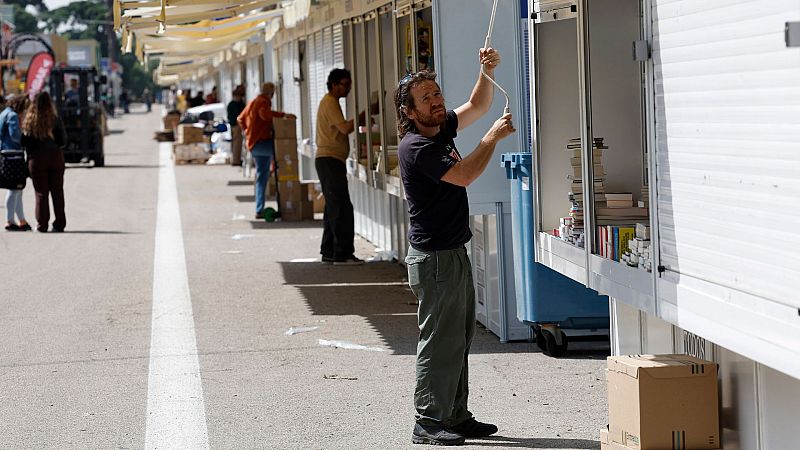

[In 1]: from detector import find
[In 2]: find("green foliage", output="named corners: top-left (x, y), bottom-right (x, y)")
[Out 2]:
top-left (12, 5), bottom-right (39, 34)
top-left (14, 0), bottom-right (157, 96)
top-left (120, 52), bottom-right (157, 96)
top-left (39, 1), bottom-right (112, 56)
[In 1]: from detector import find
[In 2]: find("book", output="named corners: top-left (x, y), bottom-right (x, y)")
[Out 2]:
top-left (573, 165), bottom-right (605, 178)
top-left (568, 148), bottom-right (604, 158)
top-left (569, 181), bottom-right (605, 193)
top-left (617, 227), bottom-right (635, 260)
top-left (604, 193), bottom-right (633, 201)
top-left (570, 156), bottom-right (603, 166)
top-left (596, 207), bottom-right (648, 217)
top-left (567, 175), bottom-right (605, 182)
top-left (606, 199), bottom-right (634, 208)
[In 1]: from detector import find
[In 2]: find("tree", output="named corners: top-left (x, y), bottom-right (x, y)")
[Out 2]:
top-left (11, 6), bottom-right (39, 34)
top-left (32, 0), bottom-right (156, 96)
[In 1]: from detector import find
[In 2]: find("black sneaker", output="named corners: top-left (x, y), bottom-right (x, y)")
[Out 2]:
top-left (321, 256), bottom-right (334, 265)
top-left (333, 255), bottom-right (364, 266)
top-left (412, 423), bottom-right (465, 446)
top-left (450, 418), bottom-right (498, 438)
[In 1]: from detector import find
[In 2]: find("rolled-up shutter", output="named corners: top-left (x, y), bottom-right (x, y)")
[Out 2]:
top-left (653, 1), bottom-right (800, 307)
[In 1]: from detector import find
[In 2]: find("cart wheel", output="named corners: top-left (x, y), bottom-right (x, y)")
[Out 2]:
top-left (263, 207), bottom-right (278, 222)
top-left (543, 329), bottom-right (568, 357)
top-left (534, 328), bottom-right (547, 352)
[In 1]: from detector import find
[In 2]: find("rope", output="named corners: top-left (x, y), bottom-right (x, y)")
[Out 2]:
top-left (481, 0), bottom-right (511, 115)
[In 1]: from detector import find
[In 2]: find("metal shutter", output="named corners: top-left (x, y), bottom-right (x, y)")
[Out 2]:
top-left (332, 24), bottom-right (346, 115)
top-left (280, 41), bottom-right (302, 138)
top-left (652, 1), bottom-right (800, 307)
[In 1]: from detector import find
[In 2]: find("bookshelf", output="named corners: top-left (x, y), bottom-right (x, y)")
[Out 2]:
top-left (531, 0), bottom-right (655, 309)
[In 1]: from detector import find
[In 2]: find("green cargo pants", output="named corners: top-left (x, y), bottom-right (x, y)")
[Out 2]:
top-left (405, 245), bottom-right (476, 427)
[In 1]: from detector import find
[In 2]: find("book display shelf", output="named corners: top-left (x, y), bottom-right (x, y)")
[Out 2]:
top-left (531, 0), bottom-right (655, 307)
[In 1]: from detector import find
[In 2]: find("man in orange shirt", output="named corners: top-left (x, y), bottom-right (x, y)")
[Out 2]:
top-left (238, 82), bottom-right (296, 219)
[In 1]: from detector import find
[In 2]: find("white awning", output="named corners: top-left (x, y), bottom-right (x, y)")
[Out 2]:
top-left (114, 0), bottom-right (312, 84)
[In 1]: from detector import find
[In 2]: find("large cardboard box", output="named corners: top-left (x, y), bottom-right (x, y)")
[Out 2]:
top-left (601, 428), bottom-right (637, 450)
top-left (278, 181), bottom-right (313, 221)
top-left (607, 355), bottom-right (719, 450)
top-left (176, 124), bottom-right (205, 144)
top-left (173, 143), bottom-right (208, 163)
top-left (273, 117), bottom-right (297, 139)
top-left (276, 154), bottom-right (299, 182)
top-left (274, 138), bottom-right (298, 160)
top-left (163, 113), bottom-right (181, 131)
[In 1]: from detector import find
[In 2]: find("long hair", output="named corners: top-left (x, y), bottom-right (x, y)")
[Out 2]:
top-left (8, 95), bottom-right (29, 116)
top-left (393, 71), bottom-right (438, 139)
top-left (22, 91), bottom-right (57, 140)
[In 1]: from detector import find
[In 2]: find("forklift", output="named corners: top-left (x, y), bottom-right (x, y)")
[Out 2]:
top-left (49, 66), bottom-right (107, 167)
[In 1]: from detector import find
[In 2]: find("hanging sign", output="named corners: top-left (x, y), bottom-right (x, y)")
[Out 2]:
top-left (25, 52), bottom-right (55, 97)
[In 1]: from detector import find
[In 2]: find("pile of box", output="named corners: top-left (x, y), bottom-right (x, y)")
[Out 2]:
top-left (172, 124), bottom-right (209, 163)
top-left (620, 223), bottom-right (652, 272)
top-left (273, 118), bottom-right (317, 222)
top-left (602, 354), bottom-right (720, 450)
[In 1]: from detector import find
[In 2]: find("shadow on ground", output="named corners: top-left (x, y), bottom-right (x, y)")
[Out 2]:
top-left (227, 180), bottom-right (252, 186)
top-left (472, 435), bottom-right (600, 449)
top-left (61, 230), bottom-right (138, 235)
top-left (249, 220), bottom-right (321, 230)
top-left (278, 261), bottom-right (608, 357)
top-left (98, 164), bottom-right (161, 169)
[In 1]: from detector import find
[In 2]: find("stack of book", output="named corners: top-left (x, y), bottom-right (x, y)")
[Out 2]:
top-left (595, 206), bottom-right (649, 226)
top-left (562, 137), bottom-right (608, 248)
top-left (621, 223), bottom-right (652, 272)
top-left (639, 185), bottom-right (649, 208)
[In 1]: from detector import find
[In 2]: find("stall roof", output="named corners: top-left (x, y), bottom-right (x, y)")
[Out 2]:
top-left (114, 0), bottom-right (311, 83)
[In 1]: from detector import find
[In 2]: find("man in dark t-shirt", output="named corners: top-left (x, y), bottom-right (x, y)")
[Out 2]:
top-left (395, 49), bottom-right (515, 446)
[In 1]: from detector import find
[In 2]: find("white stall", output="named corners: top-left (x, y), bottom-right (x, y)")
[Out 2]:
top-left (528, 0), bottom-right (800, 446)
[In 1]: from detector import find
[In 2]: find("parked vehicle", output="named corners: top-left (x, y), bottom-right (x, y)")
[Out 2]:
top-left (50, 66), bottom-right (107, 167)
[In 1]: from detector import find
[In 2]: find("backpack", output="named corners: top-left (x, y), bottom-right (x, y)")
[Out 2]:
top-left (0, 149), bottom-right (27, 189)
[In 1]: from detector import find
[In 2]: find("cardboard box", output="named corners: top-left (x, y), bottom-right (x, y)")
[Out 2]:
top-left (278, 181), bottom-right (313, 221)
top-left (607, 355), bottom-right (719, 450)
top-left (176, 124), bottom-right (205, 144)
top-left (273, 117), bottom-right (297, 139)
top-left (274, 138), bottom-right (297, 160)
top-left (601, 427), bottom-right (637, 450)
top-left (311, 182), bottom-right (325, 214)
top-left (163, 113), bottom-right (181, 131)
top-left (173, 143), bottom-right (208, 162)
top-left (276, 155), bottom-right (299, 182)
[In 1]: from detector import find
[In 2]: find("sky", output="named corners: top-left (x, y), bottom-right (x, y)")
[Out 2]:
top-left (44, 0), bottom-right (74, 9)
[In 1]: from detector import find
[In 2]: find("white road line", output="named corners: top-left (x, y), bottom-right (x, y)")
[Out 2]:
top-left (145, 144), bottom-right (209, 449)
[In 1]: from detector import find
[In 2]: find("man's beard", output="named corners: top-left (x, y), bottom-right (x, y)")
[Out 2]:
top-left (415, 107), bottom-right (446, 128)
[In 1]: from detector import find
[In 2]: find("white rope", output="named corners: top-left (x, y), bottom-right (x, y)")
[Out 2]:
top-left (481, 0), bottom-right (511, 114)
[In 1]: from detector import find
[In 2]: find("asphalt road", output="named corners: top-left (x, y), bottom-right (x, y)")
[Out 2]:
top-left (0, 105), bottom-right (608, 449)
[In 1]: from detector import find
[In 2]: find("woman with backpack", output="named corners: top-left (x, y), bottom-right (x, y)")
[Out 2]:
top-left (1, 95), bottom-right (31, 231)
top-left (21, 91), bottom-right (67, 233)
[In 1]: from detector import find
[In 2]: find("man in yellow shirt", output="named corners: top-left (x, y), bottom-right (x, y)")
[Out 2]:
top-left (315, 69), bottom-right (363, 266)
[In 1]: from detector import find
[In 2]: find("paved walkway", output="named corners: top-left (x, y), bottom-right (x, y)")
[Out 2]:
top-left (1, 105), bottom-right (607, 449)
